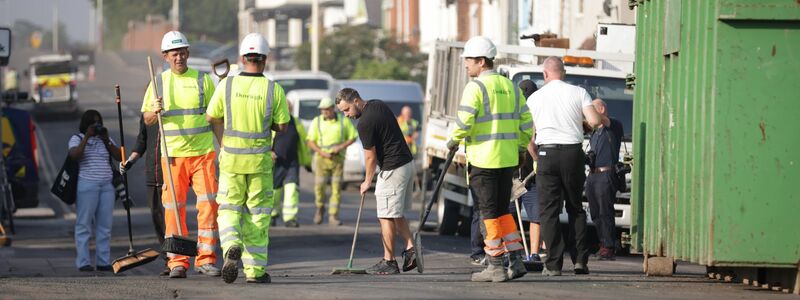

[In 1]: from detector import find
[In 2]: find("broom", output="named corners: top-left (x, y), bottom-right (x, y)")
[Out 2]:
top-left (112, 85), bottom-right (160, 273)
top-left (510, 168), bottom-right (543, 272)
top-left (147, 57), bottom-right (198, 257)
top-left (413, 147), bottom-right (457, 273)
top-left (331, 193), bottom-right (367, 275)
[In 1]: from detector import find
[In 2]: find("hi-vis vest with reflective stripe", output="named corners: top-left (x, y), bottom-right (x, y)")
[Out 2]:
top-left (146, 68), bottom-right (214, 157)
top-left (219, 75), bottom-right (280, 174)
top-left (450, 72), bottom-right (533, 169)
top-left (397, 117), bottom-right (418, 154)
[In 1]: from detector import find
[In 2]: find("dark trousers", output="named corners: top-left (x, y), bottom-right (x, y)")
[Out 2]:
top-left (470, 205), bottom-right (485, 257)
top-left (586, 171), bottom-right (618, 249)
top-left (536, 144), bottom-right (589, 270)
top-left (469, 166), bottom-right (514, 219)
top-left (146, 184), bottom-right (167, 261)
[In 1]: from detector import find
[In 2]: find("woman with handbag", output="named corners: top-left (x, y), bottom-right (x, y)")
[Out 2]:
top-left (68, 110), bottom-right (121, 272)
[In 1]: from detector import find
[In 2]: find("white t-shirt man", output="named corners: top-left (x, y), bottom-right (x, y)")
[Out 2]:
top-left (527, 80), bottom-right (593, 145)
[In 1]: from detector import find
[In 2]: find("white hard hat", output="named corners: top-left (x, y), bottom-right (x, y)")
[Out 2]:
top-left (240, 33), bottom-right (270, 56)
top-left (161, 31), bottom-right (190, 52)
top-left (461, 36), bottom-right (497, 59)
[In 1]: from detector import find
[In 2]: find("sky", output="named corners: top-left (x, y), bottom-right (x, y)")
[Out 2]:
top-left (1, 0), bottom-right (94, 43)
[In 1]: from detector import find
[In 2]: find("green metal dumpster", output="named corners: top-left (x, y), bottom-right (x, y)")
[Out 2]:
top-left (630, 0), bottom-right (800, 293)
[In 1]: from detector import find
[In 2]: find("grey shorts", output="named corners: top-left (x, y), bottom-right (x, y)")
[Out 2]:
top-left (374, 161), bottom-right (415, 218)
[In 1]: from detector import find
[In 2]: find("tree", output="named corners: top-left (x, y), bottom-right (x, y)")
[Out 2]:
top-left (294, 25), bottom-right (377, 79)
top-left (90, 0), bottom-right (237, 50)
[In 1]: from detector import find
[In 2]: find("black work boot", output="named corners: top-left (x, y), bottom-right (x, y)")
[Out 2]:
top-left (471, 255), bottom-right (508, 282)
top-left (506, 250), bottom-right (527, 280)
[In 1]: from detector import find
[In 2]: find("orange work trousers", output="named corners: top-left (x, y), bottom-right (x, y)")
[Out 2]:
top-left (161, 151), bottom-right (219, 269)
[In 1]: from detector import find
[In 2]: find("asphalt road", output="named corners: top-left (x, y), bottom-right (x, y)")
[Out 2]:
top-left (0, 49), bottom-right (795, 299)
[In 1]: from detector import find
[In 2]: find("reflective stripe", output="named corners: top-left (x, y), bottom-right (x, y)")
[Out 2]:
top-left (475, 112), bottom-right (520, 123)
top-left (473, 80), bottom-right (491, 117)
top-left (198, 229), bottom-right (216, 238)
top-left (484, 247), bottom-right (505, 256)
top-left (161, 107), bottom-right (206, 117)
top-left (248, 207), bottom-right (272, 215)
top-left (197, 193), bottom-right (216, 202)
top-left (166, 252), bottom-right (178, 258)
top-left (455, 117), bottom-right (471, 130)
top-left (163, 125), bottom-right (212, 136)
top-left (197, 72), bottom-right (206, 108)
top-left (241, 257), bottom-right (268, 267)
top-left (224, 145), bottom-right (271, 154)
top-left (519, 103), bottom-right (529, 113)
top-left (220, 234), bottom-right (238, 245)
top-left (467, 132), bottom-right (519, 143)
top-left (520, 121), bottom-right (533, 131)
top-left (484, 238), bottom-right (503, 248)
top-left (225, 130), bottom-right (270, 139)
top-left (505, 242), bottom-right (524, 252)
top-left (218, 226), bottom-right (237, 237)
top-left (219, 203), bottom-right (244, 213)
top-left (502, 232), bottom-right (522, 242)
top-left (223, 76), bottom-right (275, 155)
top-left (245, 246), bottom-right (268, 254)
top-left (458, 105), bottom-right (477, 115)
top-left (197, 243), bottom-right (215, 252)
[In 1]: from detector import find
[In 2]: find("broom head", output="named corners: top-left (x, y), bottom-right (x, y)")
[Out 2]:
top-left (162, 236), bottom-right (198, 257)
top-left (112, 248), bottom-right (160, 273)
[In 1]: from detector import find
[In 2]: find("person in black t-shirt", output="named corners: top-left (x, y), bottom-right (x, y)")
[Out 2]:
top-left (335, 88), bottom-right (418, 275)
top-left (585, 99), bottom-right (624, 261)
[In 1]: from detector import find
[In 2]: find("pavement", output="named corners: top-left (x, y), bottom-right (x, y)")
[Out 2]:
top-left (0, 48), bottom-right (796, 299)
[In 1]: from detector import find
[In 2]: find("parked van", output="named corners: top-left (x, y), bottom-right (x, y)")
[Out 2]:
top-left (285, 89), bottom-right (335, 128)
top-left (27, 54), bottom-right (78, 112)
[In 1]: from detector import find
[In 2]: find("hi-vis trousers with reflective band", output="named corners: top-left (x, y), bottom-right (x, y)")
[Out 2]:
top-left (314, 154), bottom-right (344, 216)
top-left (161, 151), bottom-right (219, 269)
top-left (272, 183), bottom-right (299, 222)
top-left (469, 166), bottom-right (523, 257)
top-left (217, 170), bottom-right (274, 278)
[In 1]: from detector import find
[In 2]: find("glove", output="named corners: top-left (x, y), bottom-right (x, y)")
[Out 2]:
top-left (305, 166), bottom-right (313, 173)
top-left (446, 139), bottom-right (459, 151)
top-left (119, 160), bottom-right (134, 174)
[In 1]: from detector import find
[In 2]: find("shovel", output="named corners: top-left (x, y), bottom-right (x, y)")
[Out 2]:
top-left (111, 85), bottom-right (160, 273)
top-left (147, 56), bottom-right (198, 257)
top-left (511, 171), bottom-right (543, 272)
top-left (413, 147), bottom-right (457, 273)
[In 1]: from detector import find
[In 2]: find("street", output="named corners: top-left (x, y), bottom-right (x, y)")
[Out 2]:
top-left (0, 51), bottom-right (795, 300)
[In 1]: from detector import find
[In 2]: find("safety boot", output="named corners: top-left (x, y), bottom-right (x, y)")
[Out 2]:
top-left (329, 215), bottom-right (343, 226)
top-left (314, 206), bottom-right (325, 224)
top-left (470, 255), bottom-right (508, 282)
top-left (506, 250), bottom-right (527, 280)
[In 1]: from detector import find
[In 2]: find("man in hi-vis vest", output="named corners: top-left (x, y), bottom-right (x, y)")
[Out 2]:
top-left (142, 31), bottom-right (219, 279)
top-left (206, 33), bottom-right (290, 284)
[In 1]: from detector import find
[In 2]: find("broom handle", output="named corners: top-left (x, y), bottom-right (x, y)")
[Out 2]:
top-left (147, 57), bottom-right (183, 237)
top-left (115, 85), bottom-right (135, 254)
top-left (417, 148), bottom-right (456, 232)
top-left (514, 197), bottom-right (531, 257)
top-left (346, 194), bottom-right (366, 268)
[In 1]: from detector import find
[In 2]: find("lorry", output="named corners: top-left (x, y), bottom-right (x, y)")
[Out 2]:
top-left (27, 54), bottom-right (78, 112)
top-left (422, 28), bottom-right (635, 245)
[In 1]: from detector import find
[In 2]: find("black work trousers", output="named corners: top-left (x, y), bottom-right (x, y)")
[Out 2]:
top-left (469, 166), bottom-right (514, 220)
top-left (586, 171), bottom-right (618, 249)
top-left (146, 184), bottom-right (167, 261)
top-left (536, 144), bottom-right (589, 271)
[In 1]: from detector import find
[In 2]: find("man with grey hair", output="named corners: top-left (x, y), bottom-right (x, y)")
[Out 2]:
top-left (526, 56), bottom-right (603, 276)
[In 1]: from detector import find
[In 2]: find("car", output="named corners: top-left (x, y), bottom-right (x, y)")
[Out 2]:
top-left (331, 80), bottom-right (425, 187)
top-left (286, 89), bottom-right (335, 129)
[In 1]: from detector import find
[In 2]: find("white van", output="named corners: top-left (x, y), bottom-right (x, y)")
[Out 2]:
top-left (285, 89), bottom-right (334, 128)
